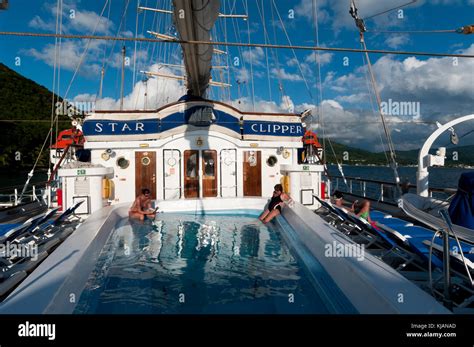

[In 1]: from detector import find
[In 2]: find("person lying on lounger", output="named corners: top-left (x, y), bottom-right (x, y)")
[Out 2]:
top-left (259, 184), bottom-right (293, 224)
top-left (352, 199), bottom-right (373, 224)
top-left (129, 188), bottom-right (158, 221)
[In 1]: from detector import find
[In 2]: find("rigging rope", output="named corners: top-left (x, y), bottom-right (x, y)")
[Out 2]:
top-left (350, 0), bottom-right (402, 192)
top-left (0, 31), bottom-right (472, 58)
top-left (243, 0), bottom-right (256, 111)
top-left (271, 0), bottom-right (314, 102)
top-left (364, 0), bottom-right (418, 21)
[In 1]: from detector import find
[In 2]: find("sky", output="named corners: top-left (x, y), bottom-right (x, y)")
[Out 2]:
top-left (0, 0), bottom-right (473, 153)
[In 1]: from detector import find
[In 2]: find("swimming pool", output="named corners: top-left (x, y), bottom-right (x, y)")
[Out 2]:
top-left (73, 213), bottom-right (351, 314)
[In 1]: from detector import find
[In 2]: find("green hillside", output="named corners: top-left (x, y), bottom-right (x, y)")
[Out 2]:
top-left (0, 63), bottom-right (68, 169)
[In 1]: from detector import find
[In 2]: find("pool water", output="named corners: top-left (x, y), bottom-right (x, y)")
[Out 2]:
top-left (74, 213), bottom-right (334, 314)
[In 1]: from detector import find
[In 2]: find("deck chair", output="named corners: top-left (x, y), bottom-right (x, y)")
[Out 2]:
top-left (332, 205), bottom-right (432, 271)
top-left (0, 212), bottom-right (48, 244)
top-left (312, 195), bottom-right (363, 235)
top-left (52, 200), bottom-right (84, 226)
top-left (13, 208), bottom-right (60, 243)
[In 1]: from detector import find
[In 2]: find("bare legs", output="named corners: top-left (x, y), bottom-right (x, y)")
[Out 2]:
top-left (259, 209), bottom-right (280, 224)
top-left (129, 211), bottom-right (156, 221)
top-left (129, 211), bottom-right (144, 221)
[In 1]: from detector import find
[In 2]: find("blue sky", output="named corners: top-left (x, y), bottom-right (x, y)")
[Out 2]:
top-left (0, 0), bottom-right (473, 151)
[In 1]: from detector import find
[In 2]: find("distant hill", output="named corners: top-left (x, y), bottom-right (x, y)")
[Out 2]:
top-left (324, 140), bottom-right (474, 167)
top-left (0, 63), bottom-right (67, 169)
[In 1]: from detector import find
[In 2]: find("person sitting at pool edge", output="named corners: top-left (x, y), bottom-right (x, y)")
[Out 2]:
top-left (129, 188), bottom-right (157, 221)
top-left (259, 184), bottom-right (292, 224)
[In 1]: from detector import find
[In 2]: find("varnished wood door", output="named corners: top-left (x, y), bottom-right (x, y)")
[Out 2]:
top-left (202, 150), bottom-right (217, 197)
top-left (243, 151), bottom-right (261, 196)
top-left (184, 150), bottom-right (199, 198)
top-left (135, 151), bottom-right (156, 199)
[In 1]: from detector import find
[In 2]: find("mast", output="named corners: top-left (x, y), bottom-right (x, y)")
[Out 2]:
top-left (120, 45), bottom-right (126, 110)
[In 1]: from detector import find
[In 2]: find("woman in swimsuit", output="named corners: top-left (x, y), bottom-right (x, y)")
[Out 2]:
top-left (259, 184), bottom-right (292, 224)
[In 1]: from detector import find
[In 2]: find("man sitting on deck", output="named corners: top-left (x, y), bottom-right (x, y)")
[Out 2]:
top-left (129, 188), bottom-right (157, 221)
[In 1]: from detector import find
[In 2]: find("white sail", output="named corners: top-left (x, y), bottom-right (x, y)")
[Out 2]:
top-left (172, 0), bottom-right (221, 97)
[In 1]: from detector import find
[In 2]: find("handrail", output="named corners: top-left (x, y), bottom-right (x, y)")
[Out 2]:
top-left (330, 175), bottom-right (455, 194)
top-left (438, 209), bottom-right (453, 308)
top-left (0, 180), bottom-right (49, 193)
top-left (439, 209), bottom-right (474, 289)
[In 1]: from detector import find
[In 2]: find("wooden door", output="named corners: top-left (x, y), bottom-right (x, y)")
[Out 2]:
top-left (135, 151), bottom-right (156, 199)
top-left (184, 150), bottom-right (199, 198)
top-left (202, 150), bottom-right (217, 197)
top-left (243, 151), bottom-right (261, 196)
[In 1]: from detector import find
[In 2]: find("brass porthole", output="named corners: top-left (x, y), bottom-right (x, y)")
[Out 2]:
top-left (267, 155), bottom-right (278, 167)
top-left (141, 156), bottom-right (151, 166)
top-left (116, 157), bottom-right (130, 169)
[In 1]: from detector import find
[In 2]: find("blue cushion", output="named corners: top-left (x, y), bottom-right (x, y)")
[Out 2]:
top-left (0, 224), bottom-right (20, 237)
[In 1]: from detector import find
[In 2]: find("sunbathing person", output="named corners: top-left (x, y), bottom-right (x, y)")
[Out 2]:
top-left (333, 191), bottom-right (349, 211)
top-left (259, 184), bottom-right (292, 224)
top-left (353, 199), bottom-right (373, 224)
top-left (129, 188), bottom-right (158, 221)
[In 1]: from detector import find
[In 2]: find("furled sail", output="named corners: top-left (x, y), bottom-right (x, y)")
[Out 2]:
top-left (172, 0), bottom-right (220, 97)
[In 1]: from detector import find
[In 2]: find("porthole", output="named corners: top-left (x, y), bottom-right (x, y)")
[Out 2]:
top-left (167, 157), bottom-right (177, 167)
top-left (267, 155), bottom-right (278, 167)
top-left (116, 157), bottom-right (130, 169)
top-left (141, 156), bottom-right (151, 166)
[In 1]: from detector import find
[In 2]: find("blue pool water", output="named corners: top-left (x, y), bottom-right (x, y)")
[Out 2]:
top-left (74, 213), bottom-right (342, 314)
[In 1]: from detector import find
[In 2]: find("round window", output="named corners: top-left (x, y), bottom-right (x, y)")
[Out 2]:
top-left (167, 157), bottom-right (177, 167)
top-left (267, 155), bottom-right (278, 167)
top-left (141, 156), bottom-right (151, 166)
top-left (116, 157), bottom-right (130, 169)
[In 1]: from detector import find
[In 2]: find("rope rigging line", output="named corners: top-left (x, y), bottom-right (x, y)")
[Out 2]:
top-left (243, 0), bottom-right (256, 111)
top-left (1, 30), bottom-right (472, 58)
top-left (271, 0), bottom-right (314, 103)
top-left (256, 0), bottom-right (272, 103)
top-left (350, 0), bottom-right (402, 192)
top-left (361, 46), bottom-right (390, 165)
top-left (364, 0), bottom-right (418, 21)
top-left (269, 1), bottom-right (287, 107)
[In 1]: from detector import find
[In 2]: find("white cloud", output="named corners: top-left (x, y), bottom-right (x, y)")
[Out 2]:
top-left (385, 34), bottom-right (410, 49)
top-left (315, 44), bottom-right (474, 149)
top-left (24, 40), bottom-right (101, 76)
top-left (28, 1), bottom-right (114, 34)
top-left (230, 94), bottom-right (295, 113)
top-left (242, 47), bottom-right (265, 67)
top-left (295, 0), bottom-right (331, 23)
top-left (73, 65), bottom-right (186, 110)
top-left (271, 68), bottom-right (303, 82)
top-left (68, 10), bottom-right (114, 34)
top-left (29, 15), bottom-right (56, 31)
